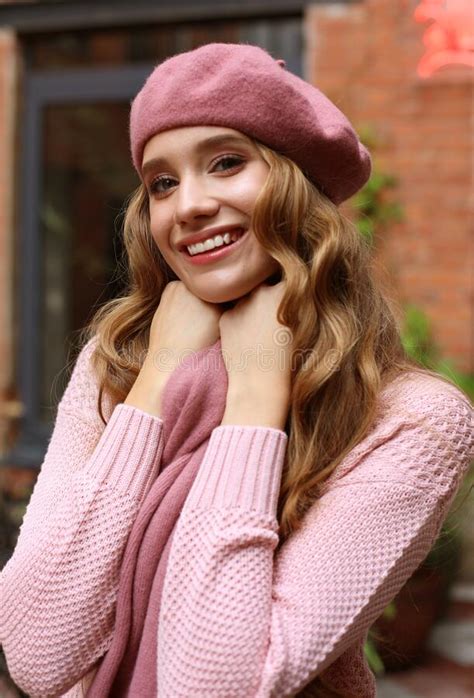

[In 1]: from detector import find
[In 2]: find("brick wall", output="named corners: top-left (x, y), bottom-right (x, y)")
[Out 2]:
top-left (306, 0), bottom-right (473, 373)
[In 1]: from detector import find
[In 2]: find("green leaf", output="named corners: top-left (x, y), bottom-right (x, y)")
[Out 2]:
top-left (364, 637), bottom-right (386, 675)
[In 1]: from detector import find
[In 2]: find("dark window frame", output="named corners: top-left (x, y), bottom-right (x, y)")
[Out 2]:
top-left (7, 64), bottom-right (153, 468)
top-left (0, 1), bottom-right (354, 33)
top-left (3, 7), bottom-right (309, 468)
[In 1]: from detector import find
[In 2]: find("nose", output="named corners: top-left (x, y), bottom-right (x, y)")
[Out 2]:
top-left (174, 173), bottom-right (219, 226)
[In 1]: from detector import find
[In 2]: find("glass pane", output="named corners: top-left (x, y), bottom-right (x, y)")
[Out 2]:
top-left (40, 102), bottom-right (138, 421)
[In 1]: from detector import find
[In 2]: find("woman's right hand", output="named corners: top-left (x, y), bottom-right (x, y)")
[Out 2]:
top-left (124, 281), bottom-right (223, 417)
top-left (147, 280), bottom-right (224, 373)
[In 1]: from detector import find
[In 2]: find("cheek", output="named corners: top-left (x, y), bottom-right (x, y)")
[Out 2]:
top-left (149, 208), bottom-right (171, 251)
top-left (238, 165), bottom-right (269, 212)
top-left (232, 174), bottom-right (267, 214)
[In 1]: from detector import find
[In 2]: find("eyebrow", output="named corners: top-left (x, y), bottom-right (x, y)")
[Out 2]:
top-left (141, 134), bottom-right (252, 177)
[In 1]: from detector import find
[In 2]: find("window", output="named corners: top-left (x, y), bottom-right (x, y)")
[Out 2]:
top-left (9, 15), bottom-right (302, 466)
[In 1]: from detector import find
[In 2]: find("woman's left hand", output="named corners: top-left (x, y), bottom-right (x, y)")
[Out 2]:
top-left (219, 280), bottom-right (293, 428)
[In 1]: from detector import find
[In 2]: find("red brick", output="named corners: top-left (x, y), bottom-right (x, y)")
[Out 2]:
top-left (308, 0), bottom-right (473, 374)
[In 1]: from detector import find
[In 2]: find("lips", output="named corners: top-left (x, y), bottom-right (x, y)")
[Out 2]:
top-left (177, 225), bottom-right (246, 252)
top-left (182, 228), bottom-right (246, 256)
top-left (180, 227), bottom-right (249, 265)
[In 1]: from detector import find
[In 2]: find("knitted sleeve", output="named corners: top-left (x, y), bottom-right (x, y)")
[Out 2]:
top-left (0, 337), bottom-right (165, 698)
top-left (157, 376), bottom-right (473, 697)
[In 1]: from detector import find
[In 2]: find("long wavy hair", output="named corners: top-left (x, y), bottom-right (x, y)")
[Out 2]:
top-left (81, 139), bottom-right (415, 546)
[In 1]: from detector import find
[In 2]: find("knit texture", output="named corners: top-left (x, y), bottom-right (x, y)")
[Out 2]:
top-left (0, 337), bottom-right (473, 697)
top-left (86, 340), bottom-right (234, 697)
top-left (0, 338), bottom-right (165, 697)
top-left (157, 373), bottom-right (473, 697)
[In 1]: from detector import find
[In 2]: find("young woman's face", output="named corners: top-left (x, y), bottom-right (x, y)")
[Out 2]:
top-left (141, 126), bottom-right (280, 304)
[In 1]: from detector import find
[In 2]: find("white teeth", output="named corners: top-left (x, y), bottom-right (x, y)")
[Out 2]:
top-left (187, 230), bottom-right (242, 256)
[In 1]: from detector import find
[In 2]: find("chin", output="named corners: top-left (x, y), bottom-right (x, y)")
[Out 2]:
top-left (199, 288), bottom-right (251, 305)
top-left (190, 270), bottom-right (282, 305)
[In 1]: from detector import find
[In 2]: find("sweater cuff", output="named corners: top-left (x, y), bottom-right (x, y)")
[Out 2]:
top-left (184, 426), bottom-right (288, 516)
top-left (81, 403), bottom-right (164, 501)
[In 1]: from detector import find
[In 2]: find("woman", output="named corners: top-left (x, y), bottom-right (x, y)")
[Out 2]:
top-left (1, 43), bottom-right (472, 698)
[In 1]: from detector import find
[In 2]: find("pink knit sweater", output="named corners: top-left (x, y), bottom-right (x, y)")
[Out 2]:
top-left (1, 337), bottom-right (473, 697)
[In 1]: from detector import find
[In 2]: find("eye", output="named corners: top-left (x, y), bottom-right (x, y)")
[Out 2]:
top-left (148, 155), bottom-right (245, 198)
top-left (149, 175), bottom-right (177, 196)
top-left (212, 155), bottom-right (245, 172)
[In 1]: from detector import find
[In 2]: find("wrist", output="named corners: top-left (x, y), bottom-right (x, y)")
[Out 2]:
top-left (220, 410), bottom-right (287, 431)
top-left (124, 359), bottom-right (170, 418)
top-left (222, 382), bottom-right (290, 431)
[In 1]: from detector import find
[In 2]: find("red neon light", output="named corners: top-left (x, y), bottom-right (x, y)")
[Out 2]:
top-left (414, 0), bottom-right (474, 77)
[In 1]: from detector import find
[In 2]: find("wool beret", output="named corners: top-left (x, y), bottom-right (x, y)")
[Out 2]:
top-left (130, 43), bottom-right (371, 205)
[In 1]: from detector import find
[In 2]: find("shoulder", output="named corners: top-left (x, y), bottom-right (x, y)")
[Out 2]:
top-left (373, 370), bottom-right (473, 489)
top-left (58, 334), bottom-right (110, 421)
top-left (323, 370), bottom-right (473, 493)
top-left (380, 370), bottom-right (473, 437)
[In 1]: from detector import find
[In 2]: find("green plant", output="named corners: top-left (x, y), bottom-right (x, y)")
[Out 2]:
top-left (402, 304), bottom-right (474, 400)
top-left (352, 125), bottom-right (404, 246)
top-left (364, 602), bottom-right (396, 676)
top-left (353, 171), bottom-right (404, 246)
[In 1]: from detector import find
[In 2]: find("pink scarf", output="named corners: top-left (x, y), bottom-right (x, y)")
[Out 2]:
top-left (87, 340), bottom-right (228, 697)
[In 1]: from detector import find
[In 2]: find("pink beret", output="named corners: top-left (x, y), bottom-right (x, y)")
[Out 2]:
top-left (130, 43), bottom-right (371, 205)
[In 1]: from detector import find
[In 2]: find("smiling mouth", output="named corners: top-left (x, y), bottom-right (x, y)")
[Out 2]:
top-left (181, 228), bottom-right (246, 256)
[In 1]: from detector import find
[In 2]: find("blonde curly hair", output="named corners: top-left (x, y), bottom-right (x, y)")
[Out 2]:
top-left (80, 139), bottom-right (415, 546)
